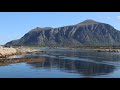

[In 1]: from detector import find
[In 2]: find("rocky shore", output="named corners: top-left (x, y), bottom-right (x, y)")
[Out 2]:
top-left (0, 46), bottom-right (43, 58)
top-left (96, 49), bottom-right (120, 52)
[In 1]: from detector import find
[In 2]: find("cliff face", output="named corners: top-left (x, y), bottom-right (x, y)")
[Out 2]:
top-left (5, 20), bottom-right (120, 47)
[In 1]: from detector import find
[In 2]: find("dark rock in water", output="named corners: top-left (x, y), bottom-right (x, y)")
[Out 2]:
top-left (5, 19), bottom-right (120, 47)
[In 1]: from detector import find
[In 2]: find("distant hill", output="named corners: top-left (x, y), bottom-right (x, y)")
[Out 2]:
top-left (5, 19), bottom-right (120, 47)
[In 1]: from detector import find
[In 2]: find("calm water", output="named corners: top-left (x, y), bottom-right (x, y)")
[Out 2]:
top-left (0, 48), bottom-right (120, 78)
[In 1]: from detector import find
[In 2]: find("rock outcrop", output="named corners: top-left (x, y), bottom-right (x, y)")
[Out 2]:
top-left (0, 46), bottom-right (42, 58)
top-left (0, 47), bottom-right (17, 58)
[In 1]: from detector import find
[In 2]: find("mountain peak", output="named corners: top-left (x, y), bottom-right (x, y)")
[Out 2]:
top-left (77, 19), bottom-right (100, 26)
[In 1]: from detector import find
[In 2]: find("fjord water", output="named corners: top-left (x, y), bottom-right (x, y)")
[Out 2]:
top-left (0, 48), bottom-right (120, 78)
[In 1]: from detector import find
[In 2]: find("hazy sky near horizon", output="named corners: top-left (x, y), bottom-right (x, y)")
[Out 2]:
top-left (1, 12), bottom-right (120, 45)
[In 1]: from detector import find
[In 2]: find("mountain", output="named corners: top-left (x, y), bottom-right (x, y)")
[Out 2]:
top-left (5, 19), bottom-right (120, 47)
top-left (76, 19), bottom-right (99, 26)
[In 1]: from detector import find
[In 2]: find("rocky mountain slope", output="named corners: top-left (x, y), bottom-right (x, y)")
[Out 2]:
top-left (5, 19), bottom-right (120, 47)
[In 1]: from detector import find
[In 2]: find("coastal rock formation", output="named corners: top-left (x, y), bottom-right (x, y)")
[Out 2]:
top-left (5, 19), bottom-right (120, 47)
top-left (0, 47), bottom-right (17, 58)
top-left (0, 46), bottom-right (42, 58)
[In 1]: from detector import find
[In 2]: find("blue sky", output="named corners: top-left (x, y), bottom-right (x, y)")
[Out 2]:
top-left (0, 12), bottom-right (120, 45)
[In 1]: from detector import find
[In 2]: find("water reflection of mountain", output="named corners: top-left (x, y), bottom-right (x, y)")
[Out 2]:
top-left (27, 57), bottom-right (115, 76)
top-left (0, 49), bottom-right (118, 77)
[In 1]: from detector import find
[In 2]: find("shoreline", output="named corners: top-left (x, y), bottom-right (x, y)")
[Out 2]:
top-left (48, 47), bottom-right (120, 52)
top-left (1, 46), bottom-right (120, 59)
top-left (66, 48), bottom-right (120, 52)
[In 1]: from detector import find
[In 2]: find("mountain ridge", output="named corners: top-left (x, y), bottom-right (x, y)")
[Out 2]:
top-left (5, 19), bottom-right (120, 47)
